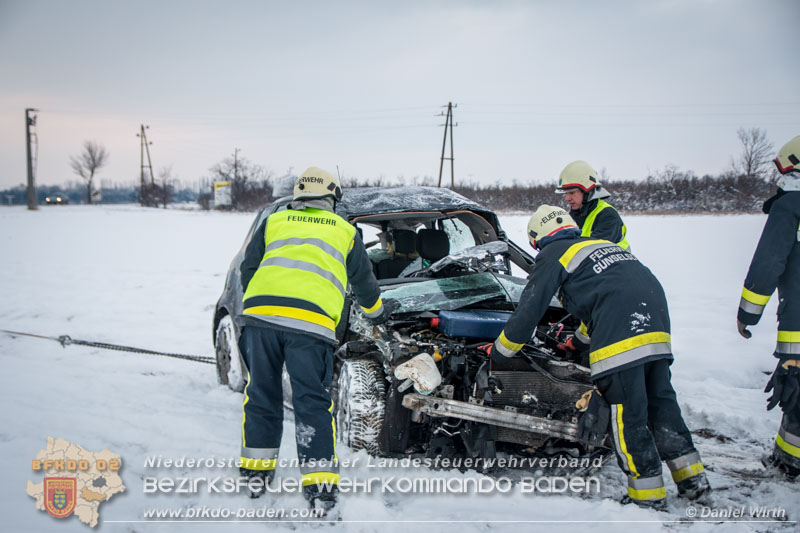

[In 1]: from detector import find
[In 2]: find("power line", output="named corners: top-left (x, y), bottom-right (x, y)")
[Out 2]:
top-left (36, 104), bottom-right (799, 136)
top-left (459, 101), bottom-right (800, 108)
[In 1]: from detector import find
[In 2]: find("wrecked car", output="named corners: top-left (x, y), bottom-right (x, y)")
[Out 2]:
top-left (214, 186), bottom-right (599, 464)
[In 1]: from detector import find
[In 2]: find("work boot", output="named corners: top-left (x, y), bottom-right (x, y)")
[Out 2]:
top-left (762, 452), bottom-right (800, 481)
top-left (620, 495), bottom-right (668, 512)
top-left (240, 468), bottom-right (274, 499)
top-left (303, 484), bottom-right (339, 515)
top-left (676, 472), bottom-right (712, 501)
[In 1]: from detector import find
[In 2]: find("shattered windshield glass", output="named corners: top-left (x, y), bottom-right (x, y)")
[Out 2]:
top-left (381, 273), bottom-right (527, 313)
top-left (422, 241), bottom-right (509, 275)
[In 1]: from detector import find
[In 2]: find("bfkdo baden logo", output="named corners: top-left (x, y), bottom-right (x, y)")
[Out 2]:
top-left (44, 477), bottom-right (77, 518)
top-left (27, 437), bottom-right (125, 528)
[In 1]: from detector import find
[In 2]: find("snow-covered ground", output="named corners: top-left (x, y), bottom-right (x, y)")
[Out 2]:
top-left (1, 205), bottom-right (797, 532)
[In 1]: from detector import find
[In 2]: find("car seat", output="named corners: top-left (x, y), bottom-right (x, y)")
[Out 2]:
top-left (375, 229), bottom-right (417, 279)
top-left (416, 229), bottom-right (450, 262)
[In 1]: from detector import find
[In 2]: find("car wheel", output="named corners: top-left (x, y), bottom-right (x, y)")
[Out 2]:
top-left (335, 359), bottom-right (386, 455)
top-left (215, 315), bottom-right (247, 392)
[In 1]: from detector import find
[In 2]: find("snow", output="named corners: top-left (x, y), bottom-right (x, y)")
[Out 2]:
top-left (1, 205), bottom-right (798, 532)
top-left (337, 186), bottom-right (484, 218)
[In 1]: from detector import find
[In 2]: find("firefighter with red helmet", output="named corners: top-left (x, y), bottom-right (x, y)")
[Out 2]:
top-left (738, 135), bottom-right (800, 480)
top-left (556, 160), bottom-right (630, 250)
top-left (483, 205), bottom-right (710, 509)
top-left (555, 160), bottom-right (629, 354)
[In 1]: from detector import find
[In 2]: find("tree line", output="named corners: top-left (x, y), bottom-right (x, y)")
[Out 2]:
top-left (196, 126), bottom-right (785, 213)
top-left (2, 127), bottom-right (780, 212)
top-left (452, 169), bottom-right (773, 213)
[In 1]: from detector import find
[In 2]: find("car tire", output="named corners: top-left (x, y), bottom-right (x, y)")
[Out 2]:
top-left (215, 314), bottom-right (247, 392)
top-left (335, 359), bottom-right (386, 455)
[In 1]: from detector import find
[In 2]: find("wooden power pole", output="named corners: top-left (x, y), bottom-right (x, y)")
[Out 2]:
top-left (25, 108), bottom-right (39, 210)
top-left (437, 102), bottom-right (457, 188)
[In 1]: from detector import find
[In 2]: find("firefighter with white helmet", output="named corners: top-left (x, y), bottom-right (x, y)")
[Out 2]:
top-left (482, 205), bottom-right (710, 508)
top-left (292, 166), bottom-right (344, 202)
top-left (236, 167), bottom-right (386, 511)
top-left (557, 160), bottom-right (630, 250)
top-left (738, 135), bottom-right (800, 479)
top-left (555, 161), bottom-right (629, 354)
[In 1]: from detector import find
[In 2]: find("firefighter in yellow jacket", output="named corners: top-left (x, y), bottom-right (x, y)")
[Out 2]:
top-left (236, 167), bottom-right (386, 510)
top-left (738, 135), bottom-right (800, 480)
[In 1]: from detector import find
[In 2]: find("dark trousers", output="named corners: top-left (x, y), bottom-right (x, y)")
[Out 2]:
top-left (596, 359), bottom-right (700, 498)
top-left (239, 326), bottom-right (336, 472)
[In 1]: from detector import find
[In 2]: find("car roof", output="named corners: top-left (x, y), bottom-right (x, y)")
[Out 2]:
top-left (336, 186), bottom-right (489, 219)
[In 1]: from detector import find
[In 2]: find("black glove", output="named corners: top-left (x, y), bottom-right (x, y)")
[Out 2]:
top-left (765, 360), bottom-right (800, 413)
top-left (366, 298), bottom-right (399, 325)
top-left (737, 319), bottom-right (752, 339)
top-left (576, 390), bottom-right (610, 448)
top-left (477, 343), bottom-right (511, 366)
top-left (367, 307), bottom-right (389, 326)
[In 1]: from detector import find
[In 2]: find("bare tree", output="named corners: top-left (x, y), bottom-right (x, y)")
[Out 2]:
top-left (732, 127), bottom-right (774, 180)
top-left (157, 166), bottom-right (175, 208)
top-left (69, 141), bottom-right (108, 204)
top-left (209, 154), bottom-right (273, 210)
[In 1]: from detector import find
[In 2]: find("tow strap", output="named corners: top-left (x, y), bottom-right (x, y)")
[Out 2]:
top-left (0, 329), bottom-right (215, 365)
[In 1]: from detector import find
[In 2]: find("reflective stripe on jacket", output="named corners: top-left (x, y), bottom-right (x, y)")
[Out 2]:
top-left (581, 200), bottom-right (630, 250)
top-left (739, 191), bottom-right (800, 358)
top-left (493, 237), bottom-right (671, 379)
top-left (241, 207), bottom-right (382, 343)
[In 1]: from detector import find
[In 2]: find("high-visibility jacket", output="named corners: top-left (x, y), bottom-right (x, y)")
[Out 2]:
top-left (492, 236), bottom-right (672, 379)
top-left (571, 199), bottom-right (630, 250)
top-left (239, 207), bottom-right (383, 344)
top-left (738, 191), bottom-right (800, 358)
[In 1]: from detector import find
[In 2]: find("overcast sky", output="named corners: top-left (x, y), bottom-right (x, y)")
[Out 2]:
top-left (1, 0), bottom-right (798, 190)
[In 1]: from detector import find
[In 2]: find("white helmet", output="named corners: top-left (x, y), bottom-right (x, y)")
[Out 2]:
top-left (775, 136), bottom-right (800, 175)
top-left (293, 167), bottom-right (343, 202)
top-left (775, 136), bottom-right (800, 191)
top-left (555, 160), bottom-right (610, 201)
top-left (527, 205), bottom-right (578, 249)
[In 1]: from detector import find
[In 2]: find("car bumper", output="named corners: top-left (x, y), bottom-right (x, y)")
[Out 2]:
top-left (402, 393), bottom-right (580, 442)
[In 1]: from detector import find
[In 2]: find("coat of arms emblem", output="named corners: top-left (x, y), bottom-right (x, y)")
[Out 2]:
top-left (44, 477), bottom-right (77, 518)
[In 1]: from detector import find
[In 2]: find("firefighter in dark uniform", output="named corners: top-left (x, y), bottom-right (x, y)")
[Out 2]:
top-left (737, 135), bottom-right (800, 479)
top-left (237, 167), bottom-right (386, 510)
top-left (483, 205), bottom-right (710, 509)
top-left (555, 160), bottom-right (628, 353)
top-left (556, 160), bottom-right (630, 249)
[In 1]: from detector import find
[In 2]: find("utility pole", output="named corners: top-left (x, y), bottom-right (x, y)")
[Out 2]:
top-left (25, 108), bottom-right (39, 210)
top-left (136, 125), bottom-right (155, 205)
top-left (136, 125), bottom-right (154, 185)
top-left (437, 102), bottom-right (457, 188)
top-left (233, 148), bottom-right (240, 181)
top-left (144, 129), bottom-right (154, 185)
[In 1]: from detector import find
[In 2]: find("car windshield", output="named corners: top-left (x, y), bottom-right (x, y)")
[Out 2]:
top-left (381, 273), bottom-right (527, 313)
